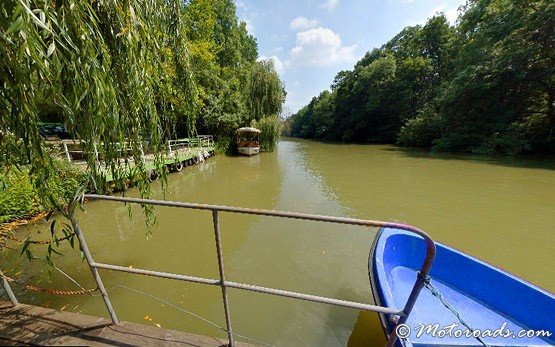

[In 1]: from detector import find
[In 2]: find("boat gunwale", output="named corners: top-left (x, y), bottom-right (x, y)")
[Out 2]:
top-left (369, 227), bottom-right (555, 347)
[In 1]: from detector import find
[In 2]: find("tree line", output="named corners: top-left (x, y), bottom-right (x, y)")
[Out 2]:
top-left (285, 0), bottom-right (554, 155)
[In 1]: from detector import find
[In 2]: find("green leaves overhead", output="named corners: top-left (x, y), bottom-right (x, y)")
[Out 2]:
top-left (1, 0), bottom-right (198, 204)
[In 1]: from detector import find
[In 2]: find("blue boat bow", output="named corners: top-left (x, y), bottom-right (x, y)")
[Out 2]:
top-left (369, 227), bottom-right (555, 347)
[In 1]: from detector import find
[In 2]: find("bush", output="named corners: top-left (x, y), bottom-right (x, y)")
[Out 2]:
top-left (397, 112), bottom-right (443, 148)
top-left (214, 136), bottom-right (238, 155)
top-left (251, 115), bottom-right (281, 152)
top-left (0, 159), bottom-right (87, 223)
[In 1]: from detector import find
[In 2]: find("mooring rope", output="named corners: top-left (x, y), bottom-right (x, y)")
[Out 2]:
top-left (418, 272), bottom-right (489, 347)
top-left (1, 270), bottom-right (274, 346)
top-left (53, 264), bottom-right (90, 293)
top-left (0, 273), bottom-right (98, 296)
top-left (0, 212), bottom-right (49, 235)
top-left (105, 284), bottom-right (275, 347)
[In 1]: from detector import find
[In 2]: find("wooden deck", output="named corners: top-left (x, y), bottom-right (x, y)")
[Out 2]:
top-left (0, 301), bottom-right (252, 346)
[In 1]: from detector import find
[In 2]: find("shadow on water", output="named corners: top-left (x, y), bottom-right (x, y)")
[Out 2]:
top-left (309, 284), bottom-right (387, 346)
top-left (347, 310), bottom-right (387, 346)
top-left (381, 146), bottom-right (555, 171)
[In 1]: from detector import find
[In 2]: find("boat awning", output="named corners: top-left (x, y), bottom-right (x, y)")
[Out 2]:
top-left (236, 127), bottom-right (261, 133)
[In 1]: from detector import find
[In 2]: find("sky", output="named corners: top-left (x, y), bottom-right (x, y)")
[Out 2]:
top-left (234, 0), bottom-right (467, 115)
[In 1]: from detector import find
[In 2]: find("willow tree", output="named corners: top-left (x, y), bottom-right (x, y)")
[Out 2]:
top-left (246, 60), bottom-right (285, 122)
top-left (246, 60), bottom-right (285, 151)
top-left (0, 0), bottom-right (197, 250)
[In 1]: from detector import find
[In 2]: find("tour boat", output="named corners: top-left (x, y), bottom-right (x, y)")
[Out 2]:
top-left (236, 127), bottom-right (261, 156)
top-left (369, 227), bottom-right (555, 346)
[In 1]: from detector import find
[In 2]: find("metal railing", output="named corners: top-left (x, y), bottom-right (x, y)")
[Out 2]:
top-left (2, 194), bottom-right (436, 347)
top-left (197, 135), bottom-right (214, 148)
top-left (167, 139), bottom-right (193, 154)
top-left (59, 136), bottom-right (214, 162)
top-left (167, 136), bottom-right (214, 155)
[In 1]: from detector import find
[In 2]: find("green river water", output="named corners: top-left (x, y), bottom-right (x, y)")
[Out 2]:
top-left (2, 139), bottom-right (554, 346)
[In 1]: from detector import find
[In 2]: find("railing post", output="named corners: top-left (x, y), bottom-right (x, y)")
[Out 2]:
top-left (212, 210), bottom-right (234, 346)
top-left (0, 269), bottom-right (19, 307)
top-left (63, 142), bottom-right (72, 162)
top-left (69, 213), bottom-right (119, 324)
top-left (168, 141), bottom-right (173, 155)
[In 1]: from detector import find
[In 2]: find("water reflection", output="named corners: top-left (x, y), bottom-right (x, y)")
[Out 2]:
top-left (3, 139), bottom-right (553, 346)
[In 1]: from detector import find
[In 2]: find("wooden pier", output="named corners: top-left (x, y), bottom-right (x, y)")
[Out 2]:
top-left (53, 136), bottom-right (216, 184)
top-left (0, 301), bottom-right (252, 346)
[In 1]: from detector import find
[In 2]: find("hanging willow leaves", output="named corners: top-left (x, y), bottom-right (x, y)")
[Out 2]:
top-left (0, 0), bottom-right (198, 244)
top-left (1, 0), bottom-right (287, 262)
top-left (246, 59), bottom-right (285, 123)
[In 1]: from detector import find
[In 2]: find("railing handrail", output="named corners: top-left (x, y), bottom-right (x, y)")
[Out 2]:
top-left (2, 193), bottom-right (435, 347)
top-left (167, 136), bottom-right (214, 153)
top-left (85, 194), bottom-right (412, 228)
top-left (82, 194), bottom-right (436, 347)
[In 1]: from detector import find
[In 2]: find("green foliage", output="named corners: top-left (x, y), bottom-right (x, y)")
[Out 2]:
top-left (0, 169), bottom-right (39, 223)
top-left (397, 107), bottom-right (443, 148)
top-left (0, 0), bottom-right (285, 257)
top-left (0, 159), bottom-right (86, 223)
top-left (251, 115), bottom-right (281, 152)
top-left (184, 0), bottom-right (284, 140)
top-left (246, 60), bottom-right (285, 122)
top-left (0, 0), bottom-right (198, 217)
top-left (289, 0), bottom-right (554, 155)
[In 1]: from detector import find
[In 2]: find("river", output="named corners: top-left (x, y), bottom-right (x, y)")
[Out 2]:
top-left (2, 139), bottom-right (554, 346)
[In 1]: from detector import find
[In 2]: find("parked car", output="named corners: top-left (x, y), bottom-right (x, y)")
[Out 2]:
top-left (39, 123), bottom-right (71, 139)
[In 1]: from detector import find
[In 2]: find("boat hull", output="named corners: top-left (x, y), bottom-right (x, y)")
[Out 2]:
top-left (238, 146), bottom-right (260, 156)
top-left (369, 227), bottom-right (555, 346)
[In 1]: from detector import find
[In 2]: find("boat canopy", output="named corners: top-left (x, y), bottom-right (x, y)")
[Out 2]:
top-left (236, 127), bottom-right (261, 133)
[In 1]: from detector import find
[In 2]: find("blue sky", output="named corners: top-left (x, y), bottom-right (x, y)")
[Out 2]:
top-left (235, 0), bottom-right (466, 115)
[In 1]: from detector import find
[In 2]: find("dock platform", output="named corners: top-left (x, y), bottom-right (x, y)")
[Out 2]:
top-left (0, 301), bottom-right (251, 346)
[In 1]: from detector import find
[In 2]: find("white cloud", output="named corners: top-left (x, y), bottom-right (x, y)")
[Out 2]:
top-left (258, 55), bottom-right (285, 74)
top-left (287, 27), bottom-right (357, 67)
top-left (244, 18), bottom-right (256, 35)
top-left (444, 7), bottom-right (459, 24)
top-left (235, 0), bottom-right (256, 34)
top-left (407, 5), bottom-right (460, 26)
top-left (290, 16), bottom-right (320, 30)
top-left (235, 0), bottom-right (248, 11)
top-left (429, 5), bottom-right (460, 24)
top-left (321, 0), bottom-right (339, 10)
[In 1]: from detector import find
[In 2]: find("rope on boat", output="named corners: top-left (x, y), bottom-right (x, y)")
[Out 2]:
top-left (418, 272), bottom-right (489, 347)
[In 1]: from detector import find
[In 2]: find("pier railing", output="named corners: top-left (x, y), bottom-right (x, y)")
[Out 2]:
top-left (3, 194), bottom-right (436, 347)
top-left (60, 135), bottom-right (214, 162)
